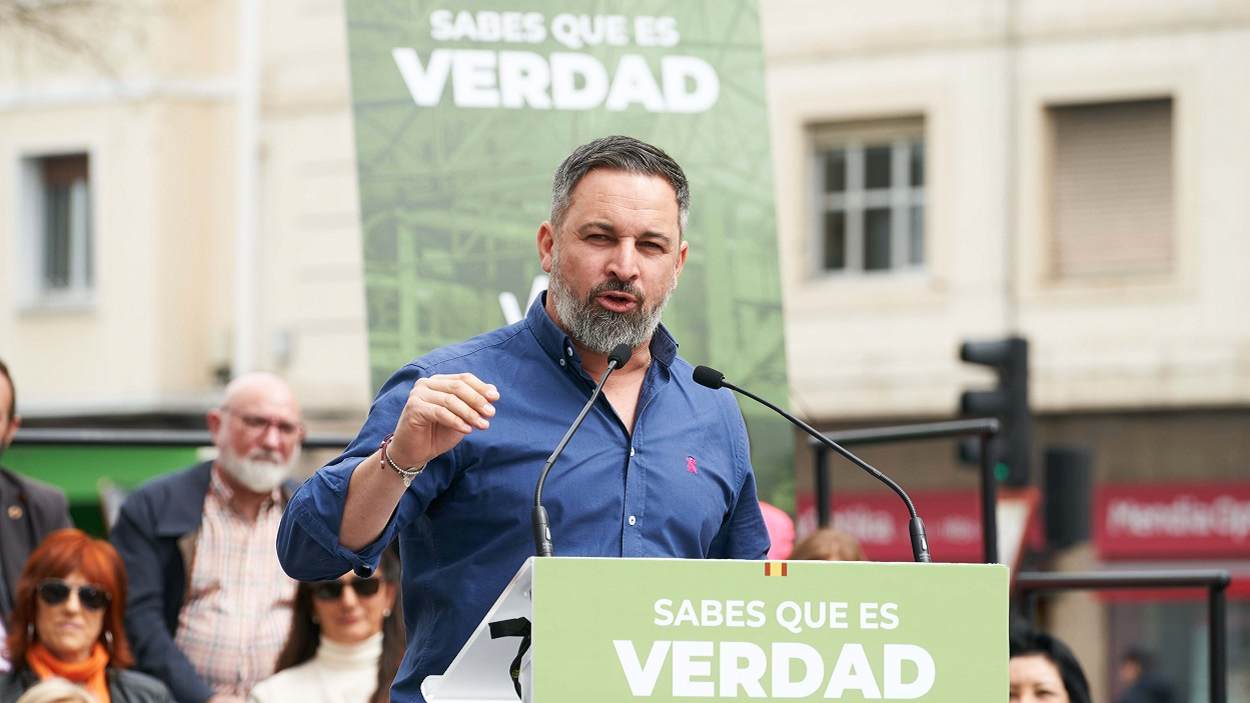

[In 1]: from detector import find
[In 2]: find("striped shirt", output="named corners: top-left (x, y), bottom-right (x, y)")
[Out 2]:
top-left (174, 467), bottom-right (295, 697)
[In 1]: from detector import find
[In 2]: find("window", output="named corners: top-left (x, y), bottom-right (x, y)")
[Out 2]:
top-left (811, 119), bottom-right (925, 274)
top-left (1049, 98), bottom-right (1173, 277)
top-left (21, 153), bottom-right (93, 302)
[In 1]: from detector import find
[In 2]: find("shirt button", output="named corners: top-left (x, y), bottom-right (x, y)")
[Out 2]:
top-left (628, 515), bottom-right (637, 526)
top-left (558, 358), bottom-right (566, 367)
top-left (565, 346), bottom-right (574, 357)
top-left (630, 446), bottom-right (636, 457)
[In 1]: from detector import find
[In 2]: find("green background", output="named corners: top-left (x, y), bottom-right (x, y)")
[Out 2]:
top-left (4, 446), bottom-right (200, 535)
top-left (345, 0), bottom-right (794, 508)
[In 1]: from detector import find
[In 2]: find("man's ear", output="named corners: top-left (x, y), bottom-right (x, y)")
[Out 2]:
top-left (206, 408), bottom-right (223, 442)
top-left (537, 222), bottom-right (556, 273)
top-left (675, 239), bottom-right (689, 277)
top-left (1, 415), bottom-right (19, 448)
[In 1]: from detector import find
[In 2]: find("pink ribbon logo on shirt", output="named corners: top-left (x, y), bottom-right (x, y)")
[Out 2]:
top-left (686, 456), bottom-right (698, 474)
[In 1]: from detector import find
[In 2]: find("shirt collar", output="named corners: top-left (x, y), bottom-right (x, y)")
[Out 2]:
top-left (525, 292), bottom-right (679, 369)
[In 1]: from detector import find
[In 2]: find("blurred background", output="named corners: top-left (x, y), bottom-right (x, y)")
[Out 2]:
top-left (0, 0), bottom-right (1247, 700)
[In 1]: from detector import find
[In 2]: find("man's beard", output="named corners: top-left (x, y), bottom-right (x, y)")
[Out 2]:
top-left (547, 246), bottom-right (677, 355)
top-left (218, 445), bottom-right (298, 493)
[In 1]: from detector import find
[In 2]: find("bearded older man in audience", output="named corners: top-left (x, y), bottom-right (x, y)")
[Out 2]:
top-left (111, 373), bottom-right (305, 703)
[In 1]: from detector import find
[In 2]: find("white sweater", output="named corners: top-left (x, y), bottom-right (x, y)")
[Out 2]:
top-left (248, 632), bottom-right (383, 703)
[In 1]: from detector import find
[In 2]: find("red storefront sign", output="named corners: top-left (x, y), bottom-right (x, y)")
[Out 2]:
top-left (1095, 482), bottom-right (1250, 560)
top-left (795, 490), bottom-right (1003, 563)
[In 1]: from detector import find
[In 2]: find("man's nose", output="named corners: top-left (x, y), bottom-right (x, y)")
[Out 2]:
top-left (259, 422), bottom-right (284, 450)
top-left (606, 241), bottom-right (640, 281)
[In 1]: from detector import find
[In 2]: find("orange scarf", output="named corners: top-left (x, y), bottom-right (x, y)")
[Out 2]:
top-left (26, 641), bottom-right (111, 703)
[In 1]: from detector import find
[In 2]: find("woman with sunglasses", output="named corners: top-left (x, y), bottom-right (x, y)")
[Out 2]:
top-left (0, 529), bottom-right (172, 702)
top-left (249, 548), bottom-right (403, 703)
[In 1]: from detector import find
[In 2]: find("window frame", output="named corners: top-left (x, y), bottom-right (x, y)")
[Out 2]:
top-left (16, 148), bottom-right (97, 311)
top-left (808, 118), bottom-right (926, 277)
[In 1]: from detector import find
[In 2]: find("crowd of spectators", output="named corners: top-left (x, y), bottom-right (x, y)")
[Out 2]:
top-left (0, 362), bottom-right (401, 703)
top-left (2, 356), bottom-right (1108, 703)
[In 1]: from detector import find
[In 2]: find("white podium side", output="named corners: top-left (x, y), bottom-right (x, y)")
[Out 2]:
top-left (421, 558), bottom-right (535, 702)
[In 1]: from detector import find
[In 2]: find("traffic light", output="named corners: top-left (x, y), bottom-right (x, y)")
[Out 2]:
top-left (957, 337), bottom-right (1031, 486)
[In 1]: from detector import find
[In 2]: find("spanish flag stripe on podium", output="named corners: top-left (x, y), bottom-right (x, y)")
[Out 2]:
top-left (764, 562), bottom-right (788, 577)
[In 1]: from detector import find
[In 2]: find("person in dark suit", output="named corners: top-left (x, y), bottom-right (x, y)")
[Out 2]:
top-left (0, 358), bottom-right (72, 625)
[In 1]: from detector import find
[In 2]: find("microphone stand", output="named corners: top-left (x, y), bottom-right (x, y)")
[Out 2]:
top-left (694, 366), bottom-right (931, 563)
top-left (532, 344), bottom-right (631, 557)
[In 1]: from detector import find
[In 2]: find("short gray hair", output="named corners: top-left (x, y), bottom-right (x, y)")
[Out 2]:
top-left (550, 135), bottom-right (690, 234)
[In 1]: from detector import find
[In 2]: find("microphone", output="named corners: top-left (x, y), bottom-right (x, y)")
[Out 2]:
top-left (692, 365), bottom-right (931, 563)
top-left (533, 343), bottom-right (633, 557)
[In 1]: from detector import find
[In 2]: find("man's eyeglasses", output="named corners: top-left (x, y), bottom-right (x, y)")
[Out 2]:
top-left (310, 577), bottom-right (382, 601)
top-left (37, 579), bottom-right (111, 611)
top-left (221, 408), bottom-right (303, 439)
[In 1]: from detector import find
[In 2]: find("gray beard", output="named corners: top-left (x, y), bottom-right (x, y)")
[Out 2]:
top-left (548, 250), bottom-right (674, 355)
top-left (218, 448), bottom-right (297, 493)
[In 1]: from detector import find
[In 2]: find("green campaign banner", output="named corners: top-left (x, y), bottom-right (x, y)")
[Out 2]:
top-left (529, 558), bottom-right (1008, 700)
top-left (344, 1), bottom-right (792, 506)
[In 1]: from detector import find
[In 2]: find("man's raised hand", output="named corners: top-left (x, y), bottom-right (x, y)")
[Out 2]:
top-left (388, 373), bottom-right (499, 468)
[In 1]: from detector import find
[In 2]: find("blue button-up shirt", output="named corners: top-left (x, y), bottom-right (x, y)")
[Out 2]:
top-left (277, 295), bottom-right (769, 701)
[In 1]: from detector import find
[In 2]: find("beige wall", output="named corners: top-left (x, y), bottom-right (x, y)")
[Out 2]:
top-left (257, 0), bottom-right (370, 416)
top-left (3, 0), bottom-right (1249, 427)
top-left (763, 0), bottom-right (1250, 421)
top-left (0, 98), bottom-right (233, 413)
top-left (0, 0), bottom-right (370, 421)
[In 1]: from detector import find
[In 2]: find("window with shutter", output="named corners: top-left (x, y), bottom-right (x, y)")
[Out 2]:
top-left (1048, 98), bottom-right (1173, 278)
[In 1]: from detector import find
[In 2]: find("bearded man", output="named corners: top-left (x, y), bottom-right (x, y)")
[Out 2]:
top-left (112, 373), bottom-right (304, 703)
top-left (278, 136), bottom-right (769, 701)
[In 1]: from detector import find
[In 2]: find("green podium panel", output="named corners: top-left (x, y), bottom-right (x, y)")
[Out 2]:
top-left (532, 558), bottom-right (1006, 701)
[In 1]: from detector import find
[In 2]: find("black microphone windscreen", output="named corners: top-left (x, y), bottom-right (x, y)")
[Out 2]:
top-left (692, 365), bottom-right (725, 389)
top-left (608, 343), bottom-right (632, 368)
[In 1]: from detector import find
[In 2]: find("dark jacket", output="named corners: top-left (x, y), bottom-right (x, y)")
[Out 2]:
top-left (109, 462), bottom-right (214, 703)
top-left (109, 462), bottom-right (296, 703)
top-left (0, 466), bottom-right (72, 618)
top-left (1117, 674), bottom-right (1178, 703)
top-left (0, 664), bottom-right (174, 703)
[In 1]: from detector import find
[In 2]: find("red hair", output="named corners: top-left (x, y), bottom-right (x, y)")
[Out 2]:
top-left (3, 528), bottom-right (134, 668)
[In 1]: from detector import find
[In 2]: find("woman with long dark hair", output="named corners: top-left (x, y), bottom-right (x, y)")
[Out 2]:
top-left (1009, 621), bottom-right (1092, 703)
top-left (249, 547), bottom-right (403, 703)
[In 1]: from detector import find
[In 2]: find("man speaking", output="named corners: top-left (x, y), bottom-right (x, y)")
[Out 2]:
top-left (277, 136), bottom-right (770, 699)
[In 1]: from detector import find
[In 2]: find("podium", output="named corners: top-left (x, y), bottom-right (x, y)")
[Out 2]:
top-left (423, 557), bottom-right (1008, 702)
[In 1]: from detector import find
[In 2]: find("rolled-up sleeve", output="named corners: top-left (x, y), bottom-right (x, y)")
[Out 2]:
top-left (277, 456), bottom-right (402, 580)
top-left (277, 366), bottom-right (421, 580)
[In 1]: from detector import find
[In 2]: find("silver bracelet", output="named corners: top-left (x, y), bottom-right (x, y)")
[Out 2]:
top-left (380, 433), bottom-right (426, 487)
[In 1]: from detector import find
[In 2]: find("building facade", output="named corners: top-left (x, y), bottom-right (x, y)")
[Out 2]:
top-left (2, 0), bottom-right (1248, 698)
top-left (763, 1), bottom-right (1250, 698)
top-left (0, 0), bottom-right (370, 424)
